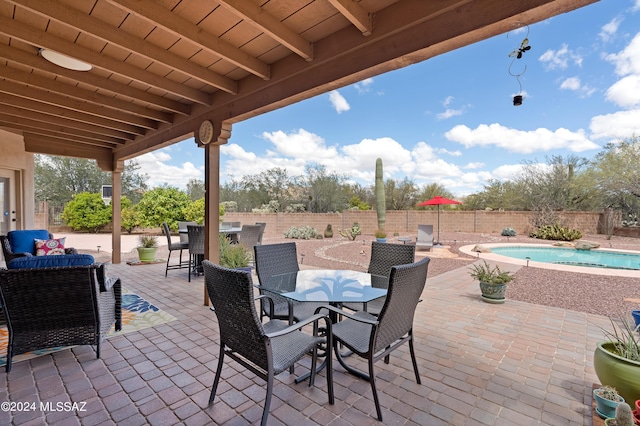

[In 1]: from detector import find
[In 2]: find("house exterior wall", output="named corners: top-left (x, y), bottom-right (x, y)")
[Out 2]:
top-left (0, 129), bottom-right (35, 231)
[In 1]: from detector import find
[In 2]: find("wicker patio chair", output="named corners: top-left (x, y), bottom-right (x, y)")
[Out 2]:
top-left (187, 225), bottom-right (205, 282)
top-left (322, 256), bottom-right (430, 421)
top-left (162, 222), bottom-right (189, 277)
top-left (177, 221), bottom-right (197, 245)
top-left (202, 260), bottom-right (333, 426)
top-left (343, 241), bottom-right (416, 314)
top-left (0, 263), bottom-right (121, 372)
top-left (255, 222), bottom-right (267, 244)
top-left (1, 231), bottom-right (77, 264)
top-left (254, 242), bottom-right (324, 322)
top-left (237, 224), bottom-right (262, 251)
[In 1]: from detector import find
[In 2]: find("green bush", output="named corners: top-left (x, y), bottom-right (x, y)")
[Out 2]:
top-left (121, 205), bottom-right (141, 234)
top-left (136, 186), bottom-right (191, 231)
top-left (501, 227), bottom-right (517, 237)
top-left (219, 234), bottom-right (252, 268)
top-left (529, 224), bottom-right (583, 241)
top-left (284, 225), bottom-right (320, 239)
top-left (62, 192), bottom-right (112, 232)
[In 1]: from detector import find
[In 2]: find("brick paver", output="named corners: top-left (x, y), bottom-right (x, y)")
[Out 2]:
top-left (0, 237), bottom-right (609, 425)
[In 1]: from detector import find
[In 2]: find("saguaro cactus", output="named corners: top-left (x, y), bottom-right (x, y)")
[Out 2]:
top-left (375, 158), bottom-right (386, 232)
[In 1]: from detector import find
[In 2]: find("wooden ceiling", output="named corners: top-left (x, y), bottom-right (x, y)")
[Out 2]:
top-left (0, 0), bottom-right (597, 169)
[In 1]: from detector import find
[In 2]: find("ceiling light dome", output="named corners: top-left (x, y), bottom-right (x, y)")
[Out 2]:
top-left (39, 48), bottom-right (92, 71)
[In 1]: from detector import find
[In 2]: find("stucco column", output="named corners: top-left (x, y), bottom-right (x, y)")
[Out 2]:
top-left (111, 168), bottom-right (122, 264)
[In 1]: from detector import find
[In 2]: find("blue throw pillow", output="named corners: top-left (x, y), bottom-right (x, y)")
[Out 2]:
top-left (8, 229), bottom-right (50, 255)
top-left (8, 254), bottom-right (95, 269)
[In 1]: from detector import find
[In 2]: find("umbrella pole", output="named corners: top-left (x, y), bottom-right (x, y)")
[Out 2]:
top-left (437, 206), bottom-right (440, 246)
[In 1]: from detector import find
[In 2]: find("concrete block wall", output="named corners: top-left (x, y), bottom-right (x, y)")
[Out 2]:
top-left (221, 210), bottom-right (605, 237)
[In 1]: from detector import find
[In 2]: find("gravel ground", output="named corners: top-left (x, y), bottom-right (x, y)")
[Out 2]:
top-left (93, 230), bottom-right (640, 318)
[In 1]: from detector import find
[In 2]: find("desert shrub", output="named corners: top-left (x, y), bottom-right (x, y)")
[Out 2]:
top-left (338, 223), bottom-right (362, 241)
top-left (136, 186), bottom-right (191, 231)
top-left (501, 227), bottom-right (517, 237)
top-left (529, 224), bottom-right (582, 241)
top-left (284, 225), bottom-right (320, 239)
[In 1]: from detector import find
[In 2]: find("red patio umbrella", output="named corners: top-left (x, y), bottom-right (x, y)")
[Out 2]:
top-left (416, 196), bottom-right (462, 246)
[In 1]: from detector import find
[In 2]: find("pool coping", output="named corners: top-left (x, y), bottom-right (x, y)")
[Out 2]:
top-left (459, 243), bottom-right (640, 277)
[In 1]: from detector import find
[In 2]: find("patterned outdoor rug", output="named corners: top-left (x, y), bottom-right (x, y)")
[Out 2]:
top-left (0, 288), bottom-right (177, 368)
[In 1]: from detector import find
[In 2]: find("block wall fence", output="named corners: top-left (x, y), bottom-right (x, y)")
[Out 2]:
top-left (221, 210), bottom-right (609, 238)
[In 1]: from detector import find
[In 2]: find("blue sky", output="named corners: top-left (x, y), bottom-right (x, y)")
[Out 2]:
top-left (136, 0), bottom-right (640, 197)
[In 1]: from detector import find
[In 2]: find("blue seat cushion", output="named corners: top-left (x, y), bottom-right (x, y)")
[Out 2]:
top-left (8, 229), bottom-right (50, 255)
top-left (8, 254), bottom-right (95, 269)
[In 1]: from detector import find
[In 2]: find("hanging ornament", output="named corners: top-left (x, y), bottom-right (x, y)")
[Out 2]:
top-left (507, 25), bottom-right (532, 106)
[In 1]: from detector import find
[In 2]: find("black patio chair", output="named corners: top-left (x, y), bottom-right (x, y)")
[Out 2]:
top-left (187, 225), bottom-right (205, 282)
top-left (343, 241), bottom-right (416, 314)
top-left (322, 256), bottom-right (430, 421)
top-left (162, 222), bottom-right (189, 277)
top-left (202, 260), bottom-right (333, 426)
top-left (254, 242), bottom-right (323, 322)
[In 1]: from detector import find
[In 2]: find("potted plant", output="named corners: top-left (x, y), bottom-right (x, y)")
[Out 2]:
top-left (136, 234), bottom-right (158, 262)
top-left (604, 402), bottom-right (634, 425)
top-left (594, 385), bottom-right (625, 419)
top-left (219, 234), bottom-right (252, 273)
top-left (594, 313), bottom-right (640, 406)
top-left (375, 229), bottom-right (387, 243)
top-left (469, 260), bottom-right (513, 304)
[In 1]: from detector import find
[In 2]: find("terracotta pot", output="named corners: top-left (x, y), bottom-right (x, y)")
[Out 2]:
top-left (594, 341), bottom-right (640, 404)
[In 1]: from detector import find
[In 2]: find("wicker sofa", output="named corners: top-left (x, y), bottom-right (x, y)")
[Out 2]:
top-left (1, 230), bottom-right (77, 266)
top-left (0, 263), bottom-right (122, 372)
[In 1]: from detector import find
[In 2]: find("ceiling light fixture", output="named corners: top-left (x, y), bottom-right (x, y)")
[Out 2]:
top-left (39, 48), bottom-right (92, 71)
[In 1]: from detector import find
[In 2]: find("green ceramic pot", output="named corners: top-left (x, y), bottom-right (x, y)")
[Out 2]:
top-left (594, 341), bottom-right (640, 405)
top-left (136, 247), bottom-right (157, 262)
top-left (479, 282), bottom-right (506, 304)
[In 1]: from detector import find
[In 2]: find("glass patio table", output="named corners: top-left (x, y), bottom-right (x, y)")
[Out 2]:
top-left (260, 269), bottom-right (388, 382)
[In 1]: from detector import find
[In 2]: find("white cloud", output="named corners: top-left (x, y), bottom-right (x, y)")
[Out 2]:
top-left (463, 162), bottom-right (485, 170)
top-left (559, 76), bottom-right (596, 98)
top-left (328, 90), bottom-right (350, 113)
top-left (491, 164), bottom-right (525, 181)
top-left (262, 129), bottom-right (338, 160)
top-left (634, 0), bottom-right (640, 11)
top-left (436, 108), bottom-right (464, 120)
top-left (599, 17), bottom-right (622, 42)
top-left (590, 109), bottom-right (640, 140)
top-left (605, 32), bottom-right (640, 76)
top-left (436, 147), bottom-right (462, 157)
top-left (354, 78), bottom-right (374, 94)
top-left (560, 77), bottom-right (581, 90)
top-left (136, 151), bottom-right (202, 188)
top-left (606, 75), bottom-right (640, 107)
top-left (445, 123), bottom-right (600, 154)
top-left (539, 44), bottom-right (583, 70)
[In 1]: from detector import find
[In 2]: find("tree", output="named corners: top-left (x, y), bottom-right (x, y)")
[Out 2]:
top-left (34, 155), bottom-right (149, 207)
top-left (61, 192), bottom-right (112, 232)
top-left (136, 186), bottom-right (191, 231)
top-left (299, 164), bottom-right (350, 213)
top-left (590, 137), bottom-right (640, 217)
top-left (385, 177), bottom-right (419, 210)
top-left (186, 179), bottom-right (205, 201)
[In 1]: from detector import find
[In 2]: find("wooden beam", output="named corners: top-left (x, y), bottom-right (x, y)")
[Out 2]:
top-left (0, 93), bottom-right (145, 135)
top-left (328, 0), bottom-right (372, 36)
top-left (10, 0), bottom-right (237, 94)
top-left (0, 15), bottom-right (212, 105)
top-left (24, 134), bottom-right (113, 163)
top-left (106, 0), bottom-right (270, 80)
top-left (0, 80), bottom-right (158, 129)
top-left (0, 44), bottom-right (190, 115)
top-left (217, 0), bottom-right (314, 60)
top-left (0, 114), bottom-right (123, 145)
top-left (0, 65), bottom-right (173, 123)
top-left (0, 104), bottom-right (135, 140)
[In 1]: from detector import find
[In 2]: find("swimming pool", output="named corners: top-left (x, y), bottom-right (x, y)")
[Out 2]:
top-left (490, 246), bottom-right (640, 270)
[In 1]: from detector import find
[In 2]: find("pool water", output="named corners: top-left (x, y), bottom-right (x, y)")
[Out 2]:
top-left (490, 246), bottom-right (640, 271)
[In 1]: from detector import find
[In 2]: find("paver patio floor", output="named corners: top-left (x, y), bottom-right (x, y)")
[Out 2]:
top-left (0, 238), bottom-right (611, 425)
